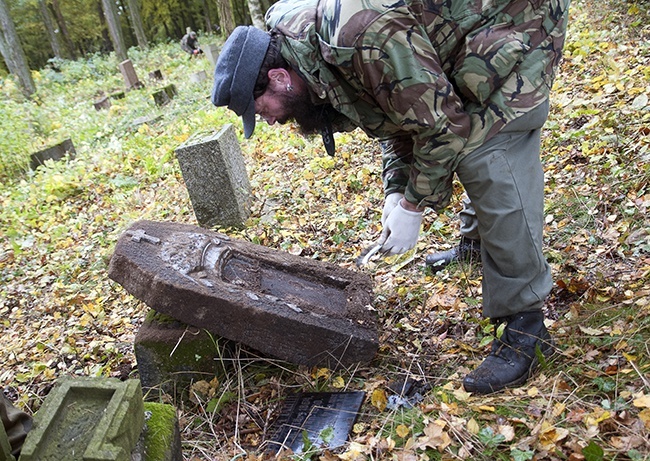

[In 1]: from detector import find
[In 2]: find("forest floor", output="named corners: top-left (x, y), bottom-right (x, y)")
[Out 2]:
top-left (1, 0), bottom-right (649, 460)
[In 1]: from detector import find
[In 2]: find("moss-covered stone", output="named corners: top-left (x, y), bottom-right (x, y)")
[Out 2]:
top-left (135, 308), bottom-right (235, 399)
top-left (141, 402), bottom-right (181, 461)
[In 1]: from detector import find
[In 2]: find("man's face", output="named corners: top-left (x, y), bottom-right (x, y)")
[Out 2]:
top-left (254, 85), bottom-right (326, 136)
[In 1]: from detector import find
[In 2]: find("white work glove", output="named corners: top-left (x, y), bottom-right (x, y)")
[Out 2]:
top-left (381, 192), bottom-right (404, 225)
top-left (378, 200), bottom-right (423, 255)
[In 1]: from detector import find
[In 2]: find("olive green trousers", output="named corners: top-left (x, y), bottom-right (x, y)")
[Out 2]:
top-left (456, 101), bottom-right (553, 318)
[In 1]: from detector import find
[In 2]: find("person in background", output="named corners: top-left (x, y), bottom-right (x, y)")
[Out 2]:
top-left (210, 0), bottom-right (569, 394)
top-left (1, 392), bottom-right (32, 457)
top-left (181, 28), bottom-right (203, 58)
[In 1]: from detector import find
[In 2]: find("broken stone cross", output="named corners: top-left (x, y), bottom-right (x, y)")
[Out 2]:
top-left (108, 220), bottom-right (378, 368)
top-left (175, 124), bottom-right (252, 229)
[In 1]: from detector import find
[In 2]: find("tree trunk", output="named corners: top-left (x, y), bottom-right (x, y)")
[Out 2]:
top-left (202, 0), bottom-right (213, 34)
top-left (216, 0), bottom-right (235, 36)
top-left (96, 0), bottom-right (112, 53)
top-left (38, 0), bottom-right (63, 58)
top-left (247, 0), bottom-right (265, 30)
top-left (125, 0), bottom-right (147, 48)
top-left (49, 0), bottom-right (76, 59)
top-left (0, 0), bottom-right (36, 96)
top-left (101, 0), bottom-right (128, 61)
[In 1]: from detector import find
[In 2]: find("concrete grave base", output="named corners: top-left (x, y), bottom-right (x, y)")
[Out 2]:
top-left (108, 220), bottom-right (378, 368)
top-left (135, 310), bottom-right (234, 398)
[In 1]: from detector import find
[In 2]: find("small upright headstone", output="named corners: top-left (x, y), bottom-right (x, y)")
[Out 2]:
top-left (119, 59), bottom-right (144, 90)
top-left (94, 95), bottom-right (111, 111)
top-left (148, 69), bottom-right (163, 81)
top-left (204, 44), bottom-right (219, 67)
top-left (190, 70), bottom-right (207, 84)
top-left (30, 138), bottom-right (76, 170)
top-left (175, 124), bottom-right (251, 228)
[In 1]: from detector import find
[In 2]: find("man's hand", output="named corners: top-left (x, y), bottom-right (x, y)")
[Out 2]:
top-left (382, 192), bottom-right (404, 225)
top-left (378, 199), bottom-right (423, 255)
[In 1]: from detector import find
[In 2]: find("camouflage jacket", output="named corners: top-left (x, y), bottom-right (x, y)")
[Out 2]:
top-left (266, 0), bottom-right (569, 210)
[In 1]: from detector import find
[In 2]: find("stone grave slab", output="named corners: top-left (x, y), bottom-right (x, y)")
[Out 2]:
top-left (19, 377), bottom-right (144, 461)
top-left (29, 138), bottom-right (76, 170)
top-left (108, 220), bottom-right (378, 367)
top-left (174, 124), bottom-right (251, 228)
top-left (119, 59), bottom-right (143, 90)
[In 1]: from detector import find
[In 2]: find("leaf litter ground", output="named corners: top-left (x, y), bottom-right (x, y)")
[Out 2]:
top-left (1, 0), bottom-right (649, 459)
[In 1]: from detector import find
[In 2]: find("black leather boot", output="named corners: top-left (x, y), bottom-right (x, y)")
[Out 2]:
top-left (425, 237), bottom-right (481, 273)
top-left (463, 310), bottom-right (554, 394)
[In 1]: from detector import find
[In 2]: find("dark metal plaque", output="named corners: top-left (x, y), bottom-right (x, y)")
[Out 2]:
top-left (269, 391), bottom-right (365, 454)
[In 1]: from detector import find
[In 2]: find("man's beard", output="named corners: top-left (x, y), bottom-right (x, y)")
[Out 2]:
top-left (276, 89), bottom-right (334, 136)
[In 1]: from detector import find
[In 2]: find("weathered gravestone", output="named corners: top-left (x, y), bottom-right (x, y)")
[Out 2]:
top-left (119, 59), bottom-right (144, 90)
top-left (94, 95), bottom-right (111, 111)
top-left (175, 124), bottom-right (251, 229)
top-left (203, 43), bottom-right (219, 67)
top-left (152, 84), bottom-right (177, 107)
top-left (108, 220), bottom-right (378, 368)
top-left (29, 138), bottom-right (76, 170)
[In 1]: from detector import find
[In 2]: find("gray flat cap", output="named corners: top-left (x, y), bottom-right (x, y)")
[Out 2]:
top-left (211, 26), bottom-right (271, 138)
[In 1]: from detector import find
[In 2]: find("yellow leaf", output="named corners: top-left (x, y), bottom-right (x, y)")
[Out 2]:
top-left (395, 424), bottom-right (410, 438)
top-left (371, 388), bottom-right (387, 411)
top-left (314, 367), bottom-right (330, 379)
top-left (639, 408), bottom-right (650, 430)
top-left (552, 402), bottom-right (566, 418)
top-left (633, 394), bottom-right (650, 408)
top-left (467, 418), bottom-right (480, 435)
top-left (527, 387), bottom-right (539, 397)
top-left (453, 388), bottom-right (471, 401)
top-left (478, 405), bottom-right (495, 412)
top-left (538, 421), bottom-right (569, 451)
top-left (332, 376), bottom-right (345, 389)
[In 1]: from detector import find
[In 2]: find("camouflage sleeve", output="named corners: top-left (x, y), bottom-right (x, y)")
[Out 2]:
top-left (351, 13), bottom-right (471, 210)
